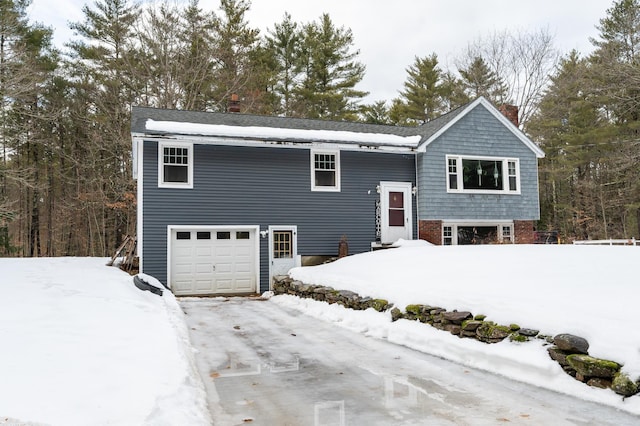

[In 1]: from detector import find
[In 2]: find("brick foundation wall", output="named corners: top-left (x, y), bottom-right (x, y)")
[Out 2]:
top-left (514, 220), bottom-right (535, 244)
top-left (419, 220), bottom-right (442, 245)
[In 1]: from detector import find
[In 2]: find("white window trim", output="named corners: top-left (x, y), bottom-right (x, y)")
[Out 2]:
top-left (158, 141), bottom-right (193, 189)
top-left (446, 155), bottom-right (520, 195)
top-left (310, 149), bottom-right (341, 192)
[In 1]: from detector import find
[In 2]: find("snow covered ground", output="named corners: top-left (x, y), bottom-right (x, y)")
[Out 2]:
top-left (1, 244), bottom-right (638, 424)
top-left (0, 258), bottom-right (211, 426)
top-left (284, 242), bottom-right (640, 416)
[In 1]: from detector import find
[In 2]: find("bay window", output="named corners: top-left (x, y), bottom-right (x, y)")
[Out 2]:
top-left (446, 155), bottom-right (520, 194)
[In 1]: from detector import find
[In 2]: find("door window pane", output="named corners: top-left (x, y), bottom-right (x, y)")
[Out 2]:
top-left (176, 231), bottom-right (191, 240)
top-left (196, 232), bottom-right (211, 240)
top-left (236, 231), bottom-right (250, 240)
top-left (216, 232), bottom-right (231, 240)
top-left (389, 209), bottom-right (405, 226)
top-left (388, 191), bottom-right (405, 226)
top-left (273, 231), bottom-right (292, 258)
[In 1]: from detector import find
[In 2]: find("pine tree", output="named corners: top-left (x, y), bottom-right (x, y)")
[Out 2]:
top-left (359, 100), bottom-right (391, 124)
top-left (67, 0), bottom-right (139, 255)
top-left (394, 54), bottom-right (446, 124)
top-left (0, 0), bottom-right (58, 255)
top-left (209, 0), bottom-right (261, 112)
top-left (178, 0), bottom-right (218, 111)
top-left (293, 13), bottom-right (367, 120)
top-left (265, 12), bottom-right (301, 116)
top-left (132, 1), bottom-right (183, 109)
top-left (458, 56), bottom-right (507, 103)
top-left (528, 51), bottom-right (606, 239)
top-left (587, 0), bottom-right (640, 237)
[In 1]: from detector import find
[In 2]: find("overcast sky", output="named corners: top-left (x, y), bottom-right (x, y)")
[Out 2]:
top-left (28, 0), bottom-right (613, 104)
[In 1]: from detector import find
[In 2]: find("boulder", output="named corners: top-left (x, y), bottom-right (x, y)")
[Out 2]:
top-left (566, 354), bottom-right (621, 379)
top-left (612, 372), bottom-right (640, 397)
top-left (518, 328), bottom-right (539, 337)
top-left (476, 322), bottom-right (510, 343)
top-left (547, 346), bottom-right (570, 366)
top-left (553, 334), bottom-right (589, 354)
top-left (390, 307), bottom-right (403, 322)
top-left (442, 311), bottom-right (473, 324)
top-left (371, 299), bottom-right (389, 312)
top-left (587, 378), bottom-right (612, 389)
top-left (443, 324), bottom-right (461, 335)
top-left (461, 320), bottom-right (483, 332)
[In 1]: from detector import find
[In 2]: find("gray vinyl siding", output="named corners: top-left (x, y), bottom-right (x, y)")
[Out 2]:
top-left (417, 104), bottom-right (540, 220)
top-left (142, 142), bottom-right (416, 292)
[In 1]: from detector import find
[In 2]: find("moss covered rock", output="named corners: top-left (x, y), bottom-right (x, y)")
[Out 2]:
top-left (371, 299), bottom-right (389, 312)
top-left (461, 320), bottom-right (483, 332)
top-left (476, 322), bottom-right (510, 343)
top-left (612, 372), bottom-right (640, 397)
top-left (566, 354), bottom-right (621, 379)
top-left (390, 307), bottom-right (403, 322)
top-left (509, 332), bottom-right (528, 342)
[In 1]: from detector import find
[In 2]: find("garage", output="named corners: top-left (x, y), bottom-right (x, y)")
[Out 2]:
top-left (169, 226), bottom-right (259, 296)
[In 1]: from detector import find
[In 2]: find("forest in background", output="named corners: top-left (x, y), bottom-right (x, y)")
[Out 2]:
top-left (0, 0), bottom-right (639, 257)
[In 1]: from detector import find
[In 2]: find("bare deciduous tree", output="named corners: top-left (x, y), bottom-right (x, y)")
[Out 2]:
top-left (458, 28), bottom-right (560, 129)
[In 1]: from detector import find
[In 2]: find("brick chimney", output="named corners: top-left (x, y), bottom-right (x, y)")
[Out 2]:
top-left (498, 104), bottom-right (519, 127)
top-left (228, 93), bottom-right (241, 113)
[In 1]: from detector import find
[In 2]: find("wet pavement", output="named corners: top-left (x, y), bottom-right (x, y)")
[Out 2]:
top-left (180, 297), bottom-right (640, 426)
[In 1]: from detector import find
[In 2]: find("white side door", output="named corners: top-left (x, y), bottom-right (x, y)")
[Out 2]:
top-left (380, 182), bottom-right (413, 244)
top-left (269, 226), bottom-right (297, 285)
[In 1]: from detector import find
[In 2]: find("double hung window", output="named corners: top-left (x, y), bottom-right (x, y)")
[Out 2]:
top-left (159, 142), bottom-right (193, 188)
top-left (311, 150), bottom-right (340, 191)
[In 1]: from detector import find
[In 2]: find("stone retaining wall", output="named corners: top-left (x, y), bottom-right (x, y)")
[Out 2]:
top-left (273, 275), bottom-right (639, 399)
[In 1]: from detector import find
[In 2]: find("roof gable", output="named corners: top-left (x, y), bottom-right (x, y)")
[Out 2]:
top-left (416, 97), bottom-right (545, 158)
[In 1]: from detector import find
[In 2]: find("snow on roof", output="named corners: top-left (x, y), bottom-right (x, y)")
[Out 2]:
top-left (145, 119), bottom-right (422, 147)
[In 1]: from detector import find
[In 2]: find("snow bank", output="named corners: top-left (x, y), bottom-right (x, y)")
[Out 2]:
top-left (285, 244), bottom-right (640, 415)
top-left (0, 258), bottom-right (210, 426)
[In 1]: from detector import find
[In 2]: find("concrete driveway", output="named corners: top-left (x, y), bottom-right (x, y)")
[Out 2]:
top-left (181, 297), bottom-right (639, 426)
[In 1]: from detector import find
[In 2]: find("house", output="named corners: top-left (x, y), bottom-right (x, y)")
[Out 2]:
top-left (131, 97), bottom-right (544, 296)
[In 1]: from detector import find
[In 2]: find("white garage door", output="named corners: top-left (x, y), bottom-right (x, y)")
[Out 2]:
top-left (170, 227), bottom-right (258, 296)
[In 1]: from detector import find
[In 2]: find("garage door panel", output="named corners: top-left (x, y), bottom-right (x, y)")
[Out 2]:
top-left (215, 279), bottom-right (233, 291)
top-left (234, 278), bottom-right (253, 291)
top-left (174, 262), bottom-right (194, 274)
top-left (173, 279), bottom-right (193, 293)
top-left (195, 263), bottom-right (212, 274)
top-left (216, 262), bottom-right (233, 273)
top-left (235, 262), bottom-right (251, 273)
top-left (170, 227), bottom-right (257, 295)
top-left (195, 246), bottom-right (212, 256)
top-left (195, 279), bottom-right (214, 292)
